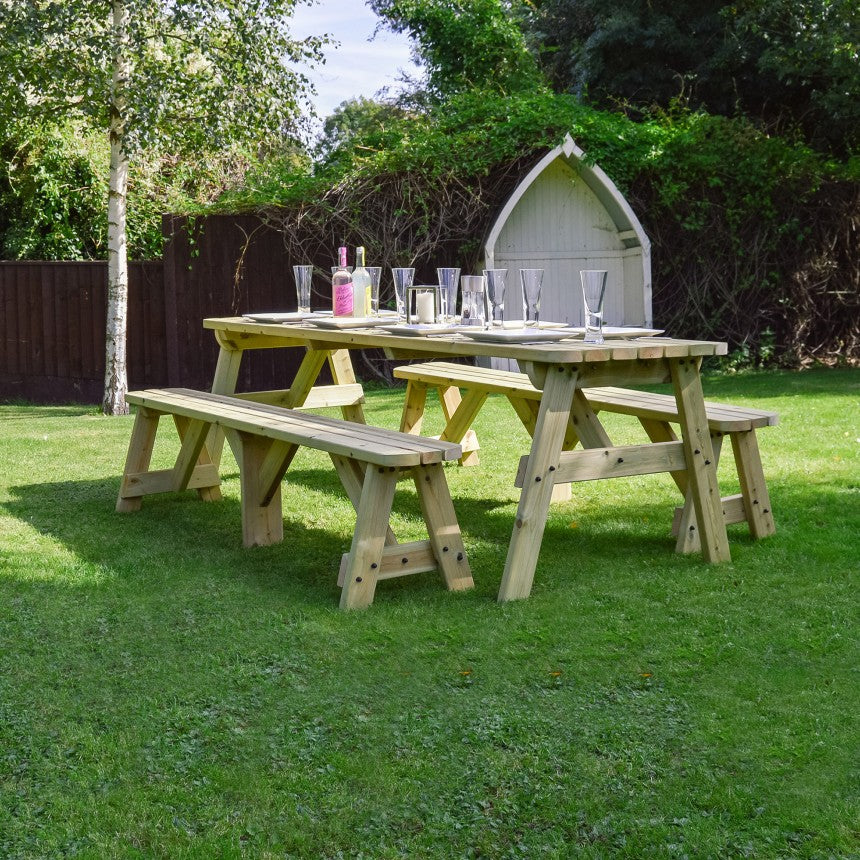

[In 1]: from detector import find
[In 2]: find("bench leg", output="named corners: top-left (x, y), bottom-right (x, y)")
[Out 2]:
top-left (413, 463), bottom-right (474, 592)
top-left (400, 379), bottom-right (481, 466)
top-left (117, 408), bottom-right (223, 512)
top-left (340, 466), bottom-right (399, 610)
top-left (116, 407), bottom-right (160, 512)
top-left (330, 454), bottom-right (398, 546)
top-left (732, 429), bottom-right (776, 538)
top-left (231, 431), bottom-right (285, 548)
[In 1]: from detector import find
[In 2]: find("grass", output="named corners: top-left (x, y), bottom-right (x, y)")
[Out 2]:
top-left (0, 367), bottom-right (858, 858)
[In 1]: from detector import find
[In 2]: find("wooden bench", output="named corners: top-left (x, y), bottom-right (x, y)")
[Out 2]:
top-left (393, 361), bottom-right (777, 546)
top-left (117, 388), bottom-right (473, 609)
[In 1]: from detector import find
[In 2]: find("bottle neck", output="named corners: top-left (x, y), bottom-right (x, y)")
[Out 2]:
top-left (338, 246), bottom-right (347, 268)
top-left (356, 246), bottom-right (366, 268)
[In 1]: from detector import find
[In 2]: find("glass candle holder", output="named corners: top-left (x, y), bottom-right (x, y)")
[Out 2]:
top-left (407, 286), bottom-right (439, 325)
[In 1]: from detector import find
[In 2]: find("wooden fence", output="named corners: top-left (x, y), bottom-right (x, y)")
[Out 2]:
top-left (0, 261), bottom-right (165, 403)
top-left (0, 215), bottom-right (316, 404)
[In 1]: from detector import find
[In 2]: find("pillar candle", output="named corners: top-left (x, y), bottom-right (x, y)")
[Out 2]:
top-left (416, 291), bottom-right (435, 324)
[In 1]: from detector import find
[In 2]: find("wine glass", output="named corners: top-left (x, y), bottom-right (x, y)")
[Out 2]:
top-left (520, 269), bottom-right (544, 327)
top-left (483, 269), bottom-right (507, 327)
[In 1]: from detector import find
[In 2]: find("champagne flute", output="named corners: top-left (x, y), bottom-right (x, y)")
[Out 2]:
top-left (483, 269), bottom-right (507, 327)
top-left (520, 269), bottom-right (543, 327)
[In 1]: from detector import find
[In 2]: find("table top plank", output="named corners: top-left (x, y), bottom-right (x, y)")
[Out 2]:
top-left (204, 317), bottom-right (727, 363)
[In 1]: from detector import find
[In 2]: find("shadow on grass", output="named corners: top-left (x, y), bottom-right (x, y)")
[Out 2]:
top-left (0, 403), bottom-right (100, 419)
top-left (2, 460), bottom-right (724, 608)
top-left (1, 463), bottom-right (767, 608)
top-left (3, 473), bottom-right (361, 604)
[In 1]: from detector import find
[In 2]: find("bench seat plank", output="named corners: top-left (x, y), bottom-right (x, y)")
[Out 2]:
top-left (126, 388), bottom-right (460, 467)
top-left (393, 363), bottom-right (778, 432)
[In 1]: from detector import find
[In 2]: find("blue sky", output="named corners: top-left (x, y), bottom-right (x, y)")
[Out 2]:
top-left (291, 0), bottom-right (422, 120)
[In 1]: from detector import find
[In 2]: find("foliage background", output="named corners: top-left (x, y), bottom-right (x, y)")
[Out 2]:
top-left (208, 90), bottom-right (859, 367)
top-left (0, 0), bottom-right (857, 367)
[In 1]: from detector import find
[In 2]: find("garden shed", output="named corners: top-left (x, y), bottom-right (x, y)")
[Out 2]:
top-left (480, 133), bottom-right (652, 331)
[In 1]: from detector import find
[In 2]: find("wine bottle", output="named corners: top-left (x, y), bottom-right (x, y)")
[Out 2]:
top-left (332, 246), bottom-right (353, 316)
top-left (352, 246), bottom-right (372, 317)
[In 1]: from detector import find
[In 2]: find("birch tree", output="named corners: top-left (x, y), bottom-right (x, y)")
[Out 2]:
top-left (0, 0), bottom-right (324, 413)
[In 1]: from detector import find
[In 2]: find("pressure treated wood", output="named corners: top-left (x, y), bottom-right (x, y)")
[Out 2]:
top-left (117, 388), bottom-right (472, 609)
top-left (393, 360), bottom-right (777, 543)
top-left (498, 366), bottom-right (580, 602)
top-left (203, 318), bottom-right (732, 601)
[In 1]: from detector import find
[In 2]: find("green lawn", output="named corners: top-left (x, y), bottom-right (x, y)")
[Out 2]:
top-left (1, 367), bottom-right (858, 858)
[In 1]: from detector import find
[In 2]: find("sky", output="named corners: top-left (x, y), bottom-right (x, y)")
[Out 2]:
top-left (290, 0), bottom-right (422, 121)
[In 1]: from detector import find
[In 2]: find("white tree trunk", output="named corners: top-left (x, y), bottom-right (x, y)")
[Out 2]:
top-left (103, 0), bottom-right (130, 415)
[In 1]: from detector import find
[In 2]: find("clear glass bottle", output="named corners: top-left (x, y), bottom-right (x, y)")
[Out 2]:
top-left (332, 246), bottom-right (354, 316)
top-left (352, 246), bottom-right (372, 317)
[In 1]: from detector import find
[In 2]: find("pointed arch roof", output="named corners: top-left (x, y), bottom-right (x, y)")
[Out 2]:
top-left (483, 134), bottom-right (650, 266)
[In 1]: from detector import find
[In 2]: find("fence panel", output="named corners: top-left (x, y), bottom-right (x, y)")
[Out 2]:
top-left (2, 213), bottom-right (339, 403)
top-left (0, 261), bottom-right (164, 403)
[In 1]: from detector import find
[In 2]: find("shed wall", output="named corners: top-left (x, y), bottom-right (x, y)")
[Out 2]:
top-left (489, 158), bottom-right (646, 328)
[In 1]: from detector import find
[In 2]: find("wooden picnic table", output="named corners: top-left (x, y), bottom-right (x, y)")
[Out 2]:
top-left (203, 316), bottom-right (730, 600)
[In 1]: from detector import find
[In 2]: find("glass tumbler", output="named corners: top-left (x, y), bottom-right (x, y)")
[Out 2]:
top-left (367, 266), bottom-right (382, 315)
top-left (483, 269), bottom-right (507, 326)
top-left (436, 267), bottom-right (461, 323)
top-left (293, 264), bottom-right (313, 314)
top-left (459, 275), bottom-right (486, 327)
top-left (580, 270), bottom-right (607, 344)
top-left (392, 268), bottom-right (415, 318)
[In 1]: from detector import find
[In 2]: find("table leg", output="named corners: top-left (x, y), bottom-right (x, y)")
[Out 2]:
top-left (437, 387), bottom-right (484, 466)
top-left (670, 358), bottom-right (731, 563)
top-left (498, 365), bottom-right (580, 601)
top-left (281, 348), bottom-right (330, 407)
top-left (508, 396), bottom-right (577, 502)
top-left (207, 345), bottom-right (244, 466)
top-left (328, 349), bottom-right (366, 424)
top-left (675, 433), bottom-right (724, 553)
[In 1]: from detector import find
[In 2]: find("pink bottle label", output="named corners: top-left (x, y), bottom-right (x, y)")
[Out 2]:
top-left (334, 280), bottom-right (354, 316)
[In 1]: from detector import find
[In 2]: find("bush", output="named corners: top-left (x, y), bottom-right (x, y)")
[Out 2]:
top-left (0, 125), bottom-right (107, 259)
top-left (211, 91), bottom-right (858, 366)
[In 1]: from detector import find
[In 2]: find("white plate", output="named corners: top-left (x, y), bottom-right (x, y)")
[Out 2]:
top-left (310, 316), bottom-right (397, 329)
top-left (566, 326), bottom-right (665, 339)
top-left (500, 320), bottom-right (569, 330)
top-left (459, 328), bottom-right (577, 344)
top-left (243, 312), bottom-right (307, 323)
top-left (380, 323), bottom-right (461, 336)
top-left (242, 311), bottom-right (334, 324)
